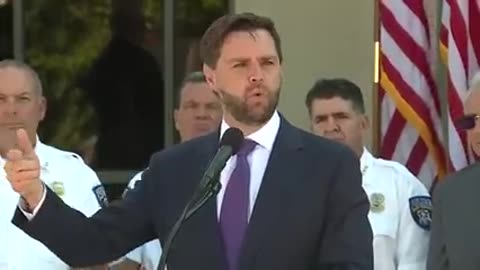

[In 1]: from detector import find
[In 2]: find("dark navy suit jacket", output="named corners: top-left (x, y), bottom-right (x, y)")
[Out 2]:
top-left (427, 163), bottom-right (480, 270)
top-left (13, 118), bottom-right (373, 270)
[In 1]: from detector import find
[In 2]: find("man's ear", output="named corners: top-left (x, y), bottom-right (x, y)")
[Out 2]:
top-left (174, 109), bottom-right (180, 131)
top-left (39, 96), bottom-right (47, 121)
top-left (307, 112), bottom-right (314, 132)
top-left (361, 114), bottom-right (370, 131)
top-left (203, 64), bottom-right (215, 89)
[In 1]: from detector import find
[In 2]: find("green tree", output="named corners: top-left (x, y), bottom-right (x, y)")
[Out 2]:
top-left (24, 0), bottom-right (227, 153)
top-left (25, 0), bottom-right (112, 150)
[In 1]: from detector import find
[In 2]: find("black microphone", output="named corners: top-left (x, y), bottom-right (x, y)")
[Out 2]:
top-left (194, 127), bottom-right (244, 198)
top-left (157, 128), bottom-right (244, 270)
top-left (184, 127), bottom-right (244, 219)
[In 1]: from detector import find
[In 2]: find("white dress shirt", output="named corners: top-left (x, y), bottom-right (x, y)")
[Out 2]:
top-left (216, 111), bottom-right (280, 219)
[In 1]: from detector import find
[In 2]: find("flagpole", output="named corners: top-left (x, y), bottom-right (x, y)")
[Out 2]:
top-left (372, 0), bottom-right (381, 155)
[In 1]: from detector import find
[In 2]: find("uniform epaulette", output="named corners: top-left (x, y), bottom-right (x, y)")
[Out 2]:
top-left (38, 143), bottom-right (85, 164)
top-left (373, 157), bottom-right (424, 188)
top-left (374, 158), bottom-right (408, 173)
top-left (69, 152), bottom-right (83, 160)
top-left (59, 150), bottom-right (85, 164)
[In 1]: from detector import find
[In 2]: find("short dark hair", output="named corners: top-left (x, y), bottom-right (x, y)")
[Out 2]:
top-left (305, 78), bottom-right (365, 114)
top-left (181, 71), bottom-right (206, 86)
top-left (175, 71), bottom-right (207, 108)
top-left (200, 12), bottom-right (283, 68)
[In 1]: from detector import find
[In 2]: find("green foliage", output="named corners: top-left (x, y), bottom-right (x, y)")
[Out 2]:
top-left (24, 0), bottom-right (227, 152)
top-left (25, 0), bottom-right (112, 150)
top-left (176, 0), bottom-right (228, 36)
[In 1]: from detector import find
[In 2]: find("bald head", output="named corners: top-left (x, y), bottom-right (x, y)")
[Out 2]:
top-left (0, 60), bottom-right (46, 155)
top-left (0, 59), bottom-right (43, 97)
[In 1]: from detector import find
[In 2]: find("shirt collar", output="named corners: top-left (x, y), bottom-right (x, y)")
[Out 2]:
top-left (35, 138), bottom-right (50, 170)
top-left (219, 110), bottom-right (280, 151)
top-left (360, 147), bottom-right (374, 176)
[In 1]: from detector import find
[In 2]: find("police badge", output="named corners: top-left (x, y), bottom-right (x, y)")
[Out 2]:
top-left (409, 196), bottom-right (432, 230)
top-left (50, 181), bottom-right (65, 197)
top-left (369, 193), bottom-right (385, 213)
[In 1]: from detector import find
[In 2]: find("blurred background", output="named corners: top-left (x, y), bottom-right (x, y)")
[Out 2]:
top-left (2, 0), bottom-right (474, 200)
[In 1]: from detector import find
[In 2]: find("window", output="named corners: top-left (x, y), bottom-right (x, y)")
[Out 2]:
top-left (24, 1), bottom-right (165, 173)
top-left (0, 0), bottom-right (12, 60)
top-left (19, 0), bottom-right (230, 199)
top-left (171, 0), bottom-right (229, 143)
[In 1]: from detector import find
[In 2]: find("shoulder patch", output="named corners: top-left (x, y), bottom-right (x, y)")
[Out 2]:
top-left (92, 185), bottom-right (109, 208)
top-left (409, 196), bottom-right (432, 230)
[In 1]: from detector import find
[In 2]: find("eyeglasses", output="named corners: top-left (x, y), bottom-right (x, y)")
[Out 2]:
top-left (456, 114), bottom-right (480, 130)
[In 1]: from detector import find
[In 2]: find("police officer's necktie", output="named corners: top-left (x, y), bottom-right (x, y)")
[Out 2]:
top-left (220, 139), bottom-right (257, 270)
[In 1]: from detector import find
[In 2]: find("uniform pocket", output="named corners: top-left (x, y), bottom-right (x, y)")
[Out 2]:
top-left (367, 191), bottom-right (398, 239)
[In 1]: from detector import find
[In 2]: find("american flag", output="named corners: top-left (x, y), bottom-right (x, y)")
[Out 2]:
top-left (440, 0), bottom-right (480, 170)
top-left (378, 0), bottom-right (447, 189)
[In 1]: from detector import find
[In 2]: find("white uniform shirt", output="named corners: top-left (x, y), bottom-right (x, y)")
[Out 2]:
top-left (123, 172), bottom-right (162, 270)
top-left (361, 148), bottom-right (431, 270)
top-left (0, 139), bottom-right (104, 270)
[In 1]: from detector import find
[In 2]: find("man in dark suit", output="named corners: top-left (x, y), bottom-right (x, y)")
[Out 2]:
top-left (4, 13), bottom-right (373, 270)
top-left (427, 72), bottom-right (480, 270)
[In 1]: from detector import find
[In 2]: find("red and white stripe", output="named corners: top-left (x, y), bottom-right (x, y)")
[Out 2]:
top-left (440, 0), bottom-right (480, 170)
top-left (379, 0), bottom-right (446, 189)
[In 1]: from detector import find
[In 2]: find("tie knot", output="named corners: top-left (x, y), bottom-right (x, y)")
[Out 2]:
top-left (236, 139), bottom-right (257, 157)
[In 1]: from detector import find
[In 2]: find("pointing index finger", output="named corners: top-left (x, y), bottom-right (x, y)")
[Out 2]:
top-left (16, 128), bottom-right (35, 158)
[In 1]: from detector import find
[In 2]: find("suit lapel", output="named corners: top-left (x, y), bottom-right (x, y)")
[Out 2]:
top-left (181, 191), bottom-right (227, 270)
top-left (174, 132), bottom-right (228, 270)
top-left (238, 119), bottom-right (305, 269)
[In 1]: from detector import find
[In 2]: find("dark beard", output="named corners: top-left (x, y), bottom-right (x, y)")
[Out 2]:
top-left (219, 88), bottom-right (279, 126)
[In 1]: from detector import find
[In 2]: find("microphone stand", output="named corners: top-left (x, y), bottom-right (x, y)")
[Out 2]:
top-left (156, 175), bottom-right (222, 270)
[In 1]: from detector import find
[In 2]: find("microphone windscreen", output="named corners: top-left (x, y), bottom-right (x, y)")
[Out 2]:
top-left (220, 127), bottom-right (244, 154)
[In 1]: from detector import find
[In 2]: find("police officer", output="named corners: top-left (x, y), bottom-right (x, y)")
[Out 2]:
top-left (118, 71), bottom-right (222, 270)
top-left (0, 60), bottom-right (108, 269)
top-left (305, 78), bottom-right (431, 270)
